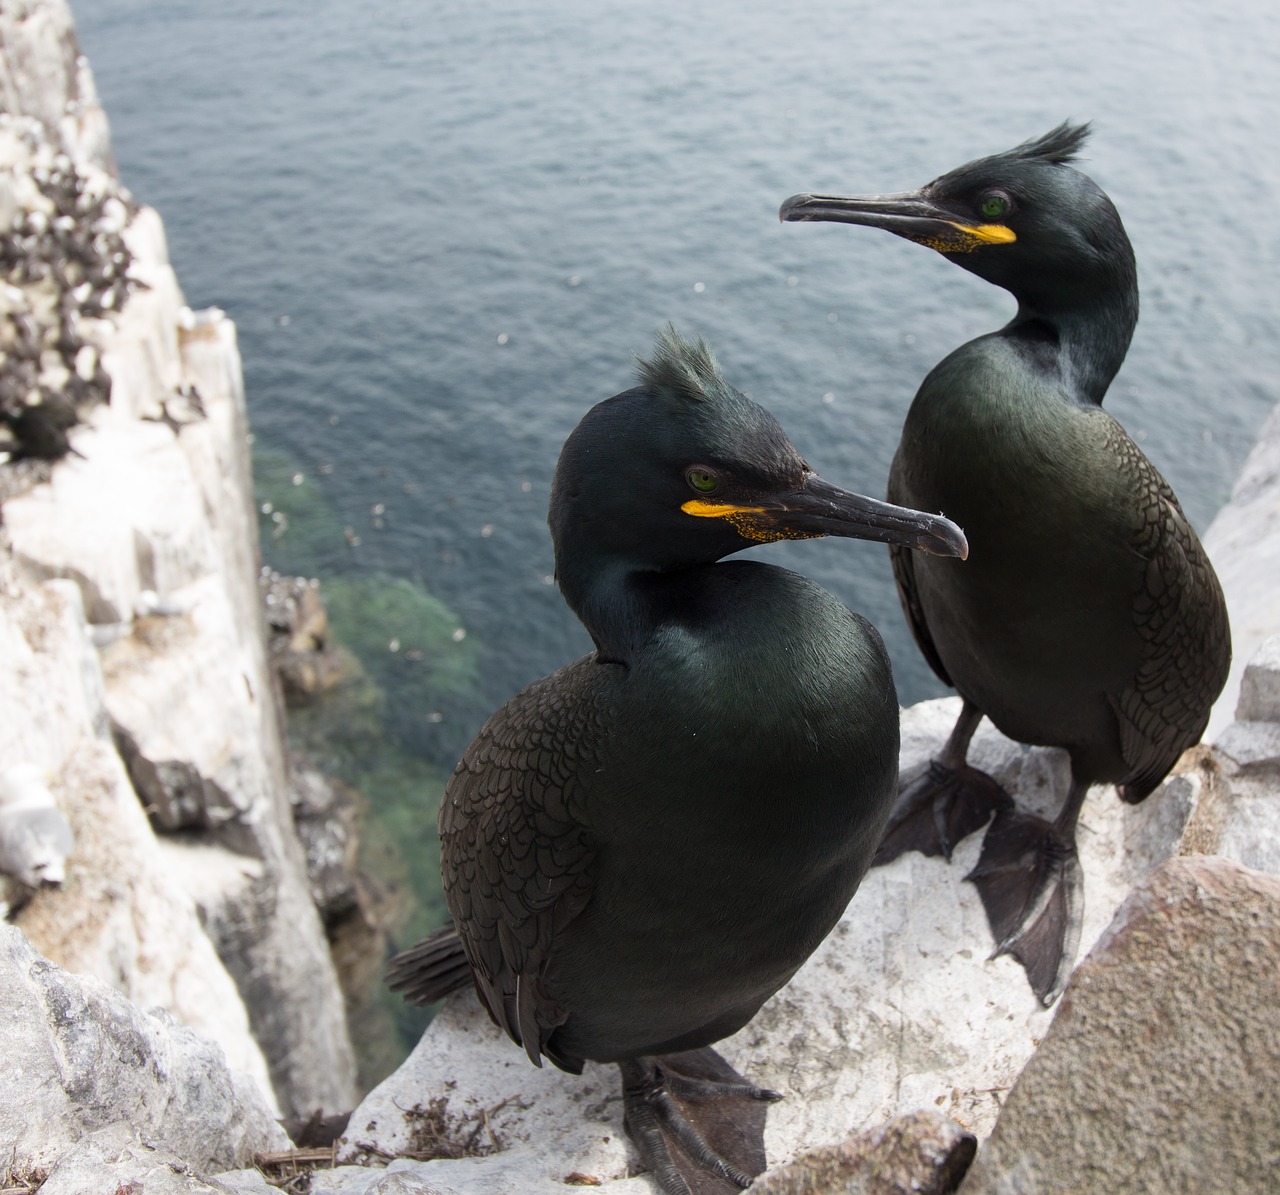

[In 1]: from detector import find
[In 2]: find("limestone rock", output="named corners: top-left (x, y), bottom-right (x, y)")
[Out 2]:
top-left (753, 1110), bottom-right (975, 1194)
top-left (0, 571), bottom-right (275, 1101)
top-left (1204, 401), bottom-right (1280, 739)
top-left (38, 1125), bottom-right (245, 1195)
top-left (193, 854), bottom-right (359, 1118)
top-left (212, 1171), bottom-right (281, 1195)
top-left (1177, 637), bottom-right (1280, 879)
top-left (15, 735), bottom-right (279, 1108)
top-left (261, 571), bottom-right (355, 703)
top-left (5, 418), bottom-right (219, 623)
top-left (99, 572), bottom-right (274, 837)
top-left (0, 574), bottom-right (109, 772)
top-left (291, 758), bottom-right (362, 920)
top-left (1235, 632), bottom-right (1280, 723)
top-left (0, 923), bottom-right (288, 1172)
top-left (958, 856), bottom-right (1280, 1195)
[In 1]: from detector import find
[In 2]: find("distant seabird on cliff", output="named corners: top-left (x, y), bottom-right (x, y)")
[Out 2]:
top-left (0, 764), bottom-right (74, 897)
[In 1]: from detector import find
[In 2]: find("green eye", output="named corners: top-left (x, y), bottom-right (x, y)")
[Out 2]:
top-left (687, 469), bottom-right (719, 494)
top-left (980, 193), bottom-right (1009, 220)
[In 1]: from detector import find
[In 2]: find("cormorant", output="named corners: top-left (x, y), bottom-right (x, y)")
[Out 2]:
top-left (780, 123), bottom-right (1230, 1005)
top-left (388, 327), bottom-right (967, 1194)
top-left (1, 395), bottom-right (82, 462)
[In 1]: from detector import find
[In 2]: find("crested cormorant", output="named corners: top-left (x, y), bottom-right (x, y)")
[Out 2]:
top-left (780, 123), bottom-right (1230, 1005)
top-left (388, 327), bottom-right (967, 1193)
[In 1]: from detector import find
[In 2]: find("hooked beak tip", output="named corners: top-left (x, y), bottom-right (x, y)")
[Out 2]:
top-left (778, 194), bottom-right (813, 223)
top-left (928, 517), bottom-right (968, 560)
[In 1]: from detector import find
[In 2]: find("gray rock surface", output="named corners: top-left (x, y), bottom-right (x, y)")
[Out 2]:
top-left (0, 923), bottom-right (288, 1171)
top-left (212, 1172), bottom-right (281, 1195)
top-left (38, 1125), bottom-right (246, 1195)
top-left (1180, 635), bottom-right (1280, 879)
top-left (1236, 632), bottom-right (1280, 723)
top-left (958, 856), bottom-right (1280, 1195)
top-left (752, 1110), bottom-right (975, 1195)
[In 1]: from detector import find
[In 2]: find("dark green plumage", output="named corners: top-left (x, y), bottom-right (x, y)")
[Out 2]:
top-left (782, 124), bottom-right (1230, 1005)
top-left (389, 327), bottom-right (966, 1194)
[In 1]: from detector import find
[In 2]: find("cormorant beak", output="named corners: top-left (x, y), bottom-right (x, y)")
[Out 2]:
top-left (779, 190), bottom-right (1015, 254)
top-left (683, 475), bottom-right (968, 559)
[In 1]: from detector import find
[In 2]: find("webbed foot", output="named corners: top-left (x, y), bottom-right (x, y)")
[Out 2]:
top-left (620, 1048), bottom-right (779, 1194)
top-left (873, 760), bottom-right (1012, 866)
top-left (966, 805), bottom-right (1084, 1006)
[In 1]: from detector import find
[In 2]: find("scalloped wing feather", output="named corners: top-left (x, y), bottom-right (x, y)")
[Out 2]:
top-left (439, 658), bottom-right (606, 1066)
top-left (1102, 421), bottom-right (1231, 800)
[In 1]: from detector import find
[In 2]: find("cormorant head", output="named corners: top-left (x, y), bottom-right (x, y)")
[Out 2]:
top-left (780, 123), bottom-right (1136, 314)
top-left (549, 327), bottom-right (966, 641)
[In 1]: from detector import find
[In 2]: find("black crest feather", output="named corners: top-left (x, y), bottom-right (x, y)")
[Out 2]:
top-left (1010, 121), bottom-right (1092, 166)
top-left (635, 325), bottom-right (724, 404)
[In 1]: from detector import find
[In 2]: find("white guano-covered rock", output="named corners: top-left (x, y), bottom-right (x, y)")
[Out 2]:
top-left (5, 417), bottom-right (219, 622)
top-left (0, 0), bottom-right (112, 171)
top-left (0, 923), bottom-right (288, 1171)
top-left (15, 735), bottom-right (280, 1106)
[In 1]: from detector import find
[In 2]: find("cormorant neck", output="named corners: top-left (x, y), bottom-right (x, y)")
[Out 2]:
top-left (556, 555), bottom-right (661, 666)
top-left (1007, 254), bottom-right (1139, 405)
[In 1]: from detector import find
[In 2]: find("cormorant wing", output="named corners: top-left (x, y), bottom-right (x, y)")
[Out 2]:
top-left (440, 658), bottom-right (603, 1070)
top-left (889, 540), bottom-right (955, 689)
top-left (1100, 416), bottom-right (1231, 801)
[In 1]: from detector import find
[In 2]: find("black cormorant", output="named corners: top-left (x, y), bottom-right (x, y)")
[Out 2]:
top-left (780, 123), bottom-right (1230, 1005)
top-left (388, 327), bottom-right (967, 1194)
top-left (1, 395), bottom-right (81, 462)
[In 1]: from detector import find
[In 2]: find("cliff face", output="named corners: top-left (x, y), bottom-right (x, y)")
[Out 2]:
top-left (0, 0), bottom-right (355, 1119)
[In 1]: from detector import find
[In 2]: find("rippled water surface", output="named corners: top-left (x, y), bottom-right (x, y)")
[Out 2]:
top-left (76, 0), bottom-right (1280, 1073)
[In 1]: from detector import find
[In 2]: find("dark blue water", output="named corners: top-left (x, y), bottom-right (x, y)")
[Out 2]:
top-left (77, 0), bottom-right (1280, 751)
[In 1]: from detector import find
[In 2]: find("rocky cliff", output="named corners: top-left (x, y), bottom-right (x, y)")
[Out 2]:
top-left (0, 0), bottom-right (355, 1123)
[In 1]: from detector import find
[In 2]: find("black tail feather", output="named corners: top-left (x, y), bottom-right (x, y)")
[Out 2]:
top-left (386, 924), bottom-right (474, 1005)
